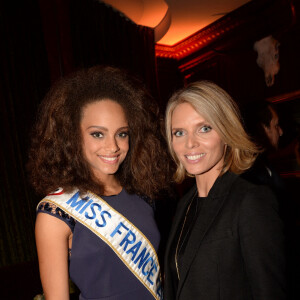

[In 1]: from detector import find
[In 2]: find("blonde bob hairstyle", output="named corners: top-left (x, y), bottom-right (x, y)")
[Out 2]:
top-left (165, 81), bottom-right (259, 183)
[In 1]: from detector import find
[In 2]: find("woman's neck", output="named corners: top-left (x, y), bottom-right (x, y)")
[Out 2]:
top-left (96, 174), bottom-right (122, 196)
top-left (195, 169), bottom-right (221, 197)
top-left (103, 184), bottom-right (122, 196)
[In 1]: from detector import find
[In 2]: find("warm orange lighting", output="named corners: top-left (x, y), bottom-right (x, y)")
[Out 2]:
top-left (156, 0), bottom-right (250, 45)
top-left (103, 0), bottom-right (250, 46)
top-left (155, 14), bottom-right (243, 60)
top-left (102, 0), bottom-right (168, 27)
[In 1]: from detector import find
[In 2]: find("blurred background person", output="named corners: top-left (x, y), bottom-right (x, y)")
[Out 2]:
top-left (241, 100), bottom-right (285, 199)
top-left (242, 99), bottom-right (299, 300)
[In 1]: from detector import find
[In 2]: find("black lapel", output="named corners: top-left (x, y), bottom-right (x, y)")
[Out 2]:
top-left (176, 172), bottom-right (238, 297)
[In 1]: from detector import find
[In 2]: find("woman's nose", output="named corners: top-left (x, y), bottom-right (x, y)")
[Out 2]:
top-left (186, 134), bottom-right (199, 149)
top-left (105, 137), bottom-right (120, 152)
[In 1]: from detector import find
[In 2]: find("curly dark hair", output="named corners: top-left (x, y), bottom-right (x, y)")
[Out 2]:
top-left (27, 65), bottom-right (174, 199)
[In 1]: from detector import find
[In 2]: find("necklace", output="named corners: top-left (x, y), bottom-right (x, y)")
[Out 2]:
top-left (175, 192), bottom-right (197, 280)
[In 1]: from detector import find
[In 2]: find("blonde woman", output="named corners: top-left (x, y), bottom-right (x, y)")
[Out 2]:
top-left (163, 81), bottom-right (286, 300)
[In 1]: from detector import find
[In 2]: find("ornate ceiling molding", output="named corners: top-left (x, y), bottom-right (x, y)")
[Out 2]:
top-left (155, 0), bottom-right (293, 60)
top-left (155, 13), bottom-right (246, 60)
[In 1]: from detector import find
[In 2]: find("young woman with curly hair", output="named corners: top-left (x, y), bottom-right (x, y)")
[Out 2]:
top-left (163, 81), bottom-right (286, 300)
top-left (28, 66), bottom-right (173, 300)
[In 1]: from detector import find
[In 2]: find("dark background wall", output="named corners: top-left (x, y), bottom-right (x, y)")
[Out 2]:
top-left (1, 0), bottom-right (299, 299)
top-left (157, 0), bottom-right (300, 103)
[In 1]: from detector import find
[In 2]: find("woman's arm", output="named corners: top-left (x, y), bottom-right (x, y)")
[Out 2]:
top-left (239, 185), bottom-right (286, 299)
top-left (35, 213), bottom-right (71, 300)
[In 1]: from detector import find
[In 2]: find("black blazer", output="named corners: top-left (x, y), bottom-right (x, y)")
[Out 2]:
top-left (164, 172), bottom-right (286, 300)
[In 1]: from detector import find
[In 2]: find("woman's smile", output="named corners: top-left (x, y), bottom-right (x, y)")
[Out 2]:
top-left (185, 153), bottom-right (206, 162)
top-left (98, 154), bottom-right (120, 163)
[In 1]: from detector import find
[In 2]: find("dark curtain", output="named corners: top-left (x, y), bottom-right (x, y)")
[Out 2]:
top-left (0, 0), bottom-right (156, 297)
top-left (69, 0), bottom-right (157, 95)
top-left (38, 0), bottom-right (157, 93)
top-left (0, 0), bottom-right (50, 267)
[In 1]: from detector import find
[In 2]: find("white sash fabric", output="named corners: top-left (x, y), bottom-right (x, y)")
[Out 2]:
top-left (38, 189), bottom-right (163, 300)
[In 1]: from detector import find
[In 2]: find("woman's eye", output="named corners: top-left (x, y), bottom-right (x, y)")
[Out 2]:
top-left (118, 132), bottom-right (129, 138)
top-left (91, 132), bottom-right (103, 138)
top-left (173, 131), bottom-right (184, 137)
top-left (199, 125), bottom-right (212, 133)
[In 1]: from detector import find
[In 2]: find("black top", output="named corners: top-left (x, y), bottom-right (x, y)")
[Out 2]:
top-left (170, 195), bottom-right (205, 291)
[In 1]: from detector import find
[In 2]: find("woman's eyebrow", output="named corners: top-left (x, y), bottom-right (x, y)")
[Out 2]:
top-left (87, 126), bottom-right (108, 130)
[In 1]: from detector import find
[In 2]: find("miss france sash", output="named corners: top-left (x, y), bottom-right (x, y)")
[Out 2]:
top-left (38, 189), bottom-right (163, 300)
